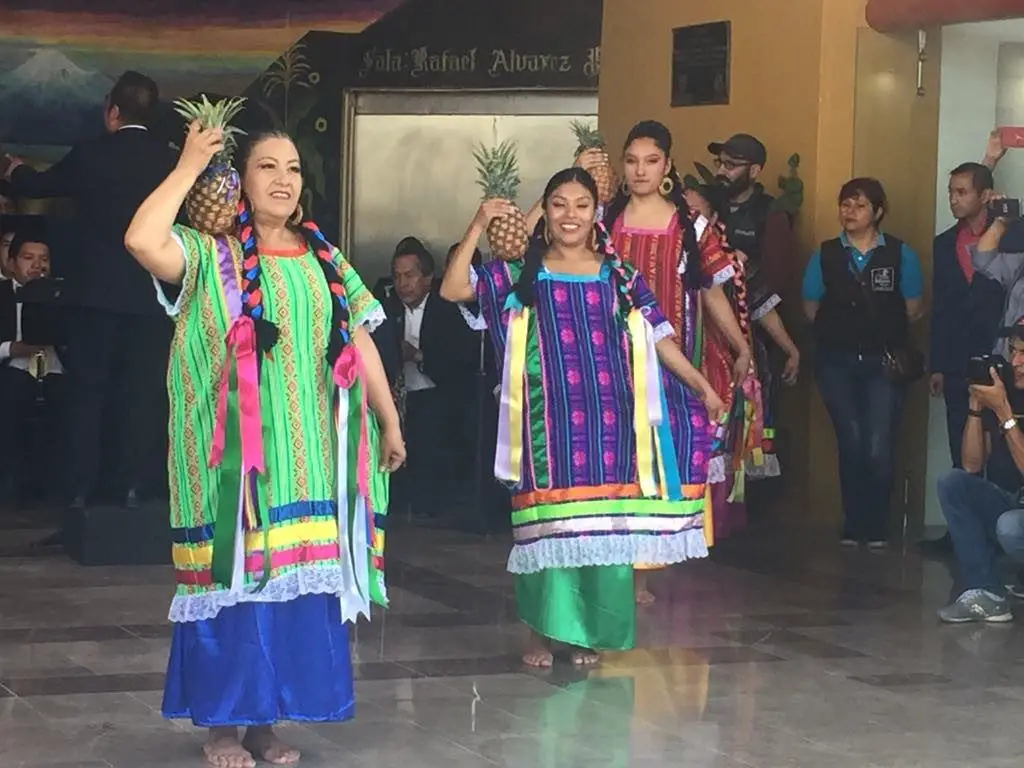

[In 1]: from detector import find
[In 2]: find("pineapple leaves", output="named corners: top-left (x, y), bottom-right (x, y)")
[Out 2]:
top-left (569, 119), bottom-right (607, 152)
top-left (473, 140), bottom-right (522, 202)
top-left (172, 95), bottom-right (248, 163)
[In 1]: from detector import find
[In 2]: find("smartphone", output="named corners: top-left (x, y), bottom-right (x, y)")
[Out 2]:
top-left (999, 126), bottom-right (1024, 149)
top-left (990, 198), bottom-right (1022, 219)
top-left (967, 354), bottom-right (1010, 386)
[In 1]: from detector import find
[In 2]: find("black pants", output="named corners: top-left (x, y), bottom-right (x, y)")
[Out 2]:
top-left (0, 368), bottom-right (66, 499)
top-left (942, 374), bottom-right (970, 470)
top-left (395, 388), bottom-right (452, 518)
top-left (66, 307), bottom-right (172, 501)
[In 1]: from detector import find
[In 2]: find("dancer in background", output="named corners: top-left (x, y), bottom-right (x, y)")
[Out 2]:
top-left (441, 167), bottom-right (724, 667)
top-left (125, 123), bottom-right (404, 768)
top-left (578, 121), bottom-right (753, 603)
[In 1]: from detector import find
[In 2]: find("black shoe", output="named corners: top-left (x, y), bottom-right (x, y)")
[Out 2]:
top-left (124, 489), bottom-right (139, 510)
top-left (69, 494), bottom-right (87, 511)
top-left (919, 533), bottom-right (953, 556)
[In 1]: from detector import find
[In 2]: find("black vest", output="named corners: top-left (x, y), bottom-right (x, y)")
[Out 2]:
top-left (813, 235), bottom-right (908, 354)
top-left (724, 188), bottom-right (773, 266)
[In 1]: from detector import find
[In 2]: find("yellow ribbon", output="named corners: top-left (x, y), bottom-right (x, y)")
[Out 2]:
top-left (628, 309), bottom-right (658, 497)
top-left (503, 307), bottom-right (530, 485)
top-left (703, 483), bottom-right (715, 548)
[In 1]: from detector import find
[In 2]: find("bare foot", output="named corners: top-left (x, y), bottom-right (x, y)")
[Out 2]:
top-left (571, 648), bottom-right (600, 666)
top-left (522, 629), bottom-right (554, 668)
top-left (635, 588), bottom-right (656, 606)
top-left (242, 726), bottom-right (301, 766)
top-left (634, 571), bottom-right (656, 606)
top-left (204, 728), bottom-right (256, 768)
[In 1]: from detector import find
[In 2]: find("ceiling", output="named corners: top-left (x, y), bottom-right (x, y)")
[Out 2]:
top-left (948, 18), bottom-right (1024, 41)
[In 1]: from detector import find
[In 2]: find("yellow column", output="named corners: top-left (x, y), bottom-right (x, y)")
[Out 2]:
top-left (599, 0), bottom-right (940, 531)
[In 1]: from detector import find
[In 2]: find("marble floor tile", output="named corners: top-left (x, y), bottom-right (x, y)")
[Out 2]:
top-left (3, 516), bottom-right (1024, 766)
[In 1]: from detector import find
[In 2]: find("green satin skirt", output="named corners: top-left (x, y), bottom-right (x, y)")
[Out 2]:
top-left (514, 566), bottom-right (635, 651)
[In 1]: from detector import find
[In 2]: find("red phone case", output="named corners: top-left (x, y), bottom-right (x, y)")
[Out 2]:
top-left (999, 126), bottom-right (1024, 149)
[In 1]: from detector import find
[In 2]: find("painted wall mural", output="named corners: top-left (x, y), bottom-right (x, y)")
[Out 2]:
top-left (0, 0), bottom-right (401, 158)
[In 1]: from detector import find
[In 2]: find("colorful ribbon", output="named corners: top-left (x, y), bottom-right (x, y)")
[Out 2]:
top-left (495, 306), bottom-right (529, 485)
top-left (628, 309), bottom-right (658, 498)
top-left (209, 315), bottom-right (265, 477)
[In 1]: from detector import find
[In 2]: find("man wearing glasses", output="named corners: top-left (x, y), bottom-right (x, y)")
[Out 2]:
top-left (707, 133), bottom-right (801, 494)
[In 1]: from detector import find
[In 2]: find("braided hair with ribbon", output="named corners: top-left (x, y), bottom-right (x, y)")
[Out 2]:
top-left (235, 131), bottom-right (353, 372)
top-left (512, 166), bottom-right (637, 316)
top-left (602, 120), bottom-right (704, 290)
top-left (692, 183), bottom-right (752, 340)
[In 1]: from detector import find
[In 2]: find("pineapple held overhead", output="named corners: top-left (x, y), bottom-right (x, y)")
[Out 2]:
top-left (172, 95), bottom-right (247, 236)
top-left (570, 120), bottom-right (618, 205)
top-left (473, 141), bottom-right (529, 262)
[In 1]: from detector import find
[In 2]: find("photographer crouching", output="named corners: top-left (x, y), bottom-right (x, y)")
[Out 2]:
top-left (936, 317), bottom-right (1024, 623)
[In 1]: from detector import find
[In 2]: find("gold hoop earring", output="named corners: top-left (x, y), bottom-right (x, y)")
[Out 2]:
top-left (289, 204), bottom-right (304, 226)
top-left (543, 226), bottom-right (551, 245)
top-left (659, 175), bottom-right (675, 197)
top-left (590, 227), bottom-right (599, 251)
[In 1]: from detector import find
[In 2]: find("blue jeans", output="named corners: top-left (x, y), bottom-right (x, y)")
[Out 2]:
top-left (815, 351), bottom-right (906, 540)
top-left (938, 469), bottom-right (1024, 593)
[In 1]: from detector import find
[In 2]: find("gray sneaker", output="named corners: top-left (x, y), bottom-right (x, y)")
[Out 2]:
top-left (938, 589), bottom-right (1014, 624)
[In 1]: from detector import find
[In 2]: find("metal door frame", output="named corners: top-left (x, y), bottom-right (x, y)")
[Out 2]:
top-left (338, 88), bottom-right (597, 258)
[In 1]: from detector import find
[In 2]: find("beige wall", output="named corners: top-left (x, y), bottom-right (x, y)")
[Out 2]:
top-left (599, 0), bottom-right (941, 531)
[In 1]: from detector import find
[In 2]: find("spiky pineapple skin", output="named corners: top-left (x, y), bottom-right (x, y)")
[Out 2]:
top-left (570, 121), bottom-right (618, 205)
top-left (486, 205), bottom-right (529, 262)
top-left (586, 157), bottom-right (618, 205)
top-left (185, 167), bottom-right (241, 236)
top-left (173, 95), bottom-right (247, 236)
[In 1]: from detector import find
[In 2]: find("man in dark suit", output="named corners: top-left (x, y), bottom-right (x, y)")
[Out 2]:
top-left (383, 238), bottom-right (477, 520)
top-left (0, 230), bottom-right (67, 504)
top-left (2, 71), bottom-right (178, 509)
top-left (925, 162), bottom-right (1006, 552)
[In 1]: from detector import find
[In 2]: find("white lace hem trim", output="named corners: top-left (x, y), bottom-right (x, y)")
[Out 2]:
top-left (750, 294), bottom-right (782, 322)
top-left (746, 453), bottom-right (781, 478)
top-left (168, 565), bottom-right (366, 624)
top-left (707, 455), bottom-right (727, 484)
top-left (652, 321), bottom-right (675, 344)
top-left (358, 305), bottom-right (387, 333)
top-left (506, 528), bottom-right (708, 574)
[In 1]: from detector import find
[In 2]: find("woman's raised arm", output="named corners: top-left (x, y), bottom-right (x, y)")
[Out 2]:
top-left (124, 123), bottom-right (223, 284)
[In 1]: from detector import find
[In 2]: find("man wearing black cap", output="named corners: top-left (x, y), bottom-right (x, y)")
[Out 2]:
top-left (936, 316), bottom-right (1024, 623)
top-left (707, 133), bottom-right (801, 487)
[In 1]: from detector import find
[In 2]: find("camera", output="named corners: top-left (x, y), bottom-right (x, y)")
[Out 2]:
top-left (989, 198), bottom-right (1022, 219)
top-left (967, 353), bottom-right (1011, 387)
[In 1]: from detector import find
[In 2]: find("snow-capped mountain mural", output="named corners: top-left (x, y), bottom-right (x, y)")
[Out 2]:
top-left (0, 49), bottom-right (114, 146)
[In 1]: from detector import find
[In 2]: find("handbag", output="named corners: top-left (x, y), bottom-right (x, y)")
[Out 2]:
top-left (855, 262), bottom-right (925, 384)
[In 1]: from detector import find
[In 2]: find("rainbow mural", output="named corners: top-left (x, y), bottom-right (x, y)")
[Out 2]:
top-left (0, 0), bottom-right (401, 153)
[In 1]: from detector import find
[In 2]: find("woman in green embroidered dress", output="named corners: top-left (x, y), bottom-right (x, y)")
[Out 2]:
top-left (126, 124), bottom-right (405, 768)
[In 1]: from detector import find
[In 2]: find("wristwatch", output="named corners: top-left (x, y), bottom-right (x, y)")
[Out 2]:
top-left (1000, 416), bottom-right (1018, 434)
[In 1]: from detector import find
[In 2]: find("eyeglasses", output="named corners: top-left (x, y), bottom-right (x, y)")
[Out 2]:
top-left (713, 158), bottom-right (752, 172)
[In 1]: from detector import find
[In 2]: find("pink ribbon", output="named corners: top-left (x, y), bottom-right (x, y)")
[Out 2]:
top-left (209, 316), bottom-right (266, 474)
top-left (333, 346), bottom-right (371, 503)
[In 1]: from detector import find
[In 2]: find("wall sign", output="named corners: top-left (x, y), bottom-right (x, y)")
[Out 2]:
top-left (355, 45), bottom-right (601, 87)
top-left (671, 21), bottom-right (730, 107)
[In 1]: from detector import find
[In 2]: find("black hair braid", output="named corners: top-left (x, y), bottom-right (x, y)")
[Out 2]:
top-left (665, 166), bottom-right (705, 289)
top-left (294, 218), bottom-right (353, 367)
top-left (511, 218), bottom-right (547, 308)
top-left (237, 196), bottom-right (280, 359)
top-left (601, 184), bottom-right (630, 235)
top-left (594, 221), bottom-right (635, 318)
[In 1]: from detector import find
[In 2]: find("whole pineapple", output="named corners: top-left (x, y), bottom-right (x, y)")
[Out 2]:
top-left (570, 120), bottom-right (618, 205)
top-left (473, 141), bottom-right (529, 262)
top-left (172, 95), bottom-right (247, 236)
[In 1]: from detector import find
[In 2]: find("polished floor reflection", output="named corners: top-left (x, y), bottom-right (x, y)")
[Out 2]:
top-left (1, 508), bottom-right (1021, 768)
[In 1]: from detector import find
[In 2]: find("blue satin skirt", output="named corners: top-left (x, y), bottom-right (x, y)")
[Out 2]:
top-left (162, 593), bottom-right (355, 727)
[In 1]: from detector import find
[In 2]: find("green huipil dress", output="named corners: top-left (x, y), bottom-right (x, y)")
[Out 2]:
top-left (157, 226), bottom-right (389, 725)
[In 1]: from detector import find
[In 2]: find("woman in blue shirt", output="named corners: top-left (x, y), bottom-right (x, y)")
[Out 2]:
top-left (802, 178), bottom-right (924, 547)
